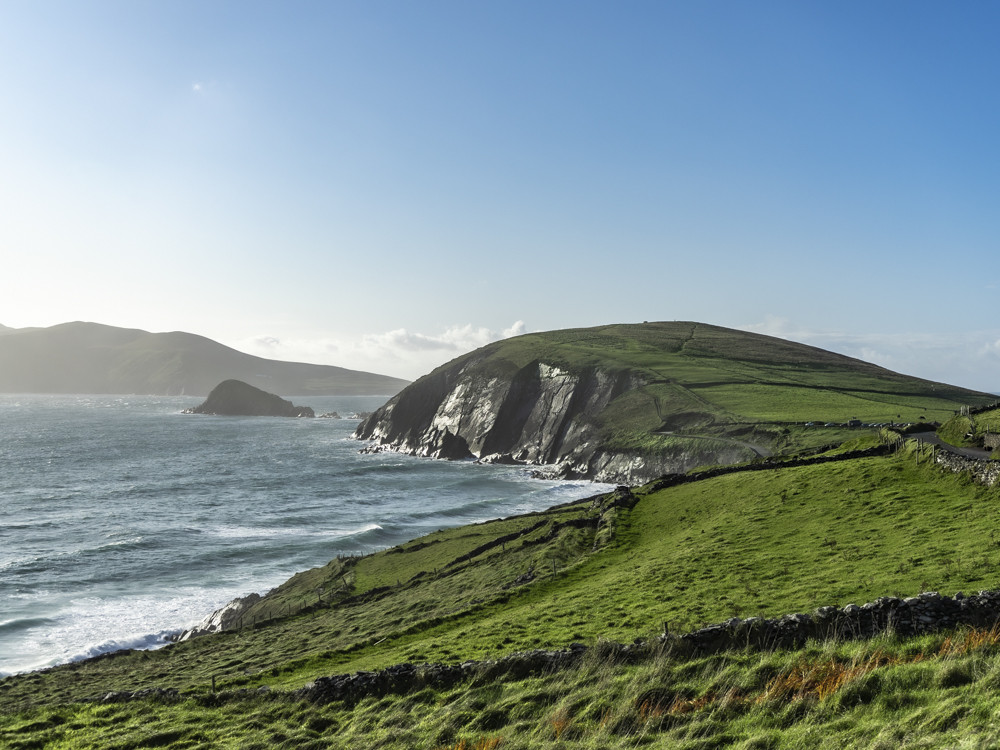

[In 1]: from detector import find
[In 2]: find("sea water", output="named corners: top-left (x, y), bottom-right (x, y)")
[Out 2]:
top-left (0, 395), bottom-right (610, 676)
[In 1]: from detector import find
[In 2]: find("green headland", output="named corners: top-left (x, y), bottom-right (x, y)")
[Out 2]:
top-left (356, 322), bottom-right (990, 482)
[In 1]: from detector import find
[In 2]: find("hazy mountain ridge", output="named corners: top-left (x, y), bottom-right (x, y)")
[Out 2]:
top-left (0, 322), bottom-right (409, 396)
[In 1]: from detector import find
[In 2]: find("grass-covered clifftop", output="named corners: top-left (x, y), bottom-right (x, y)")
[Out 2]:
top-left (356, 322), bottom-right (994, 482)
top-left (6, 440), bottom-right (1000, 747)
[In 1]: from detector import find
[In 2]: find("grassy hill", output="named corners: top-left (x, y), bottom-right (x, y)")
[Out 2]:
top-left (5, 440), bottom-right (1000, 747)
top-left (0, 322), bottom-right (409, 396)
top-left (496, 322), bottom-right (990, 426)
top-left (357, 322), bottom-right (995, 481)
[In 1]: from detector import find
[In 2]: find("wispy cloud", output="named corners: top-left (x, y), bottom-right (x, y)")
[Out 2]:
top-left (240, 321), bottom-right (528, 380)
top-left (741, 316), bottom-right (1000, 393)
top-left (242, 317), bottom-right (999, 393)
top-left (361, 322), bottom-right (527, 353)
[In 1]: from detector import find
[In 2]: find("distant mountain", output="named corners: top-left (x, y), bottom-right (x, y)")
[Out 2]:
top-left (0, 322), bottom-right (409, 396)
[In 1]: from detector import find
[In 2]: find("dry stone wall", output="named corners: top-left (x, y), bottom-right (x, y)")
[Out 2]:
top-left (679, 589), bottom-right (1000, 651)
top-left (934, 451), bottom-right (1000, 486)
top-left (94, 586), bottom-right (1000, 706)
top-left (293, 588), bottom-right (1000, 706)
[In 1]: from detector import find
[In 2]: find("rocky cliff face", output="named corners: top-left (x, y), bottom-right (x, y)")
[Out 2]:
top-left (354, 359), bottom-right (739, 483)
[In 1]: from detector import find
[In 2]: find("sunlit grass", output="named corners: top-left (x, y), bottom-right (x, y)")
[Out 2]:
top-left (5, 447), bottom-right (1000, 746)
top-left (9, 627), bottom-right (1000, 748)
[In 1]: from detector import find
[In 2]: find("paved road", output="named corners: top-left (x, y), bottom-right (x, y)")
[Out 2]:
top-left (908, 431), bottom-right (992, 460)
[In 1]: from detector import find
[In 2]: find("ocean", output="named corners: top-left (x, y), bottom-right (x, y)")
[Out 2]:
top-left (0, 394), bottom-right (610, 677)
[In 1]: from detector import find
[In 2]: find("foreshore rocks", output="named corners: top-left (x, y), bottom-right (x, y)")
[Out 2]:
top-left (184, 380), bottom-right (314, 418)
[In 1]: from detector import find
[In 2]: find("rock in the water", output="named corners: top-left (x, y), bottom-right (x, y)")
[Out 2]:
top-left (184, 379), bottom-right (315, 417)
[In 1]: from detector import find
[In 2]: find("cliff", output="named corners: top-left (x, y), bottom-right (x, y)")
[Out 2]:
top-left (185, 379), bottom-right (315, 417)
top-left (355, 321), bottom-right (995, 483)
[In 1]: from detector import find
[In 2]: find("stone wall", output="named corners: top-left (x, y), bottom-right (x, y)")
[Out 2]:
top-left (295, 588), bottom-right (1000, 706)
top-left (679, 589), bottom-right (1000, 652)
top-left (94, 586), bottom-right (1000, 706)
top-left (934, 451), bottom-right (1000, 487)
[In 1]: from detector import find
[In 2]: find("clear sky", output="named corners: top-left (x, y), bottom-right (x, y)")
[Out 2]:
top-left (1, 1), bottom-right (997, 390)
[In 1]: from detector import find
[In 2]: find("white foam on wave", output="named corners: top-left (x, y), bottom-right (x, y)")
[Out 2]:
top-left (0, 586), bottom-right (272, 676)
top-left (0, 535), bottom-right (148, 574)
top-left (210, 522), bottom-right (382, 540)
top-left (62, 629), bottom-right (180, 664)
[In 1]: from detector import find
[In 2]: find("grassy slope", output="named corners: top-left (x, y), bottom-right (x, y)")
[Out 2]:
top-left (6, 444), bottom-right (1000, 746)
top-left (422, 322), bottom-right (993, 460)
top-left (9, 632), bottom-right (1000, 749)
top-left (939, 406), bottom-right (1000, 451)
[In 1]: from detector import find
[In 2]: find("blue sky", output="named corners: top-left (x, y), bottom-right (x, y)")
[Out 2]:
top-left (1, 2), bottom-right (997, 389)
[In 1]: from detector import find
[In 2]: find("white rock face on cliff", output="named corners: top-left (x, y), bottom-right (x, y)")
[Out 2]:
top-left (355, 358), bottom-right (669, 480)
top-left (354, 350), bottom-right (764, 483)
top-left (179, 592), bottom-right (262, 640)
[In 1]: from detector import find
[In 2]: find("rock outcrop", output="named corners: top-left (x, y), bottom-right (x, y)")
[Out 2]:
top-left (355, 359), bottom-right (654, 480)
top-left (178, 592), bottom-right (263, 640)
top-left (184, 380), bottom-right (315, 417)
top-left (355, 357), bottom-right (756, 483)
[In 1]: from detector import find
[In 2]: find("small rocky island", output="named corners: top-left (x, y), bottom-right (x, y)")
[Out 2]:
top-left (184, 379), bottom-right (315, 417)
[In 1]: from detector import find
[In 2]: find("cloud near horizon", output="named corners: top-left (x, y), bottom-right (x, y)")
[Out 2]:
top-left (742, 316), bottom-right (1000, 393)
top-left (242, 317), bottom-right (998, 393)
top-left (242, 321), bottom-right (527, 381)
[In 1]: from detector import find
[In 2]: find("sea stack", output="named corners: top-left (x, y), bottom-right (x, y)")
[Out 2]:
top-left (185, 379), bottom-right (315, 417)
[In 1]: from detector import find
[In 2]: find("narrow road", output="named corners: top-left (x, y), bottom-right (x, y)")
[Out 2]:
top-left (908, 431), bottom-right (992, 460)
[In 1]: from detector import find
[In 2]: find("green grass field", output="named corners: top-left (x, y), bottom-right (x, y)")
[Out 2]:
top-left (9, 630), bottom-right (1000, 749)
top-left (5, 441), bottom-right (1000, 747)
